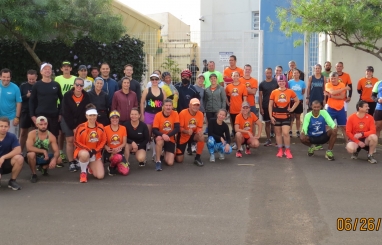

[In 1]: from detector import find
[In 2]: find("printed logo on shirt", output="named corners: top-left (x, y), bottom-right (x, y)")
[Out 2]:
top-left (243, 121), bottom-right (251, 131)
top-left (110, 134), bottom-right (121, 145)
top-left (277, 93), bottom-right (287, 103)
top-left (163, 121), bottom-right (172, 131)
top-left (188, 118), bottom-right (197, 128)
top-left (245, 82), bottom-right (251, 87)
top-left (338, 78), bottom-right (343, 83)
top-left (358, 122), bottom-right (365, 130)
top-left (147, 99), bottom-right (163, 108)
top-left (6, 92), bottom-right (12, 95)
top-left (365, 80), bottom-right (373, 88)
top-left (89, 131), bottom-right (99, 142)
top-left (312, 121), bottom-right (323, 136)
top-left (63, 84), bottom-right (73, 92)
top-left (53, 87), bottom-right (57, 89)
top-left (231, 88), bottom-right (239, 96)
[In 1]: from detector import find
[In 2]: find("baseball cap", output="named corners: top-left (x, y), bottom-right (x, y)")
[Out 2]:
top-left (40, 63), bottom-right (52, 71)
top-left (366, 66), bottom-right (374, 72)
top-left (78, 65), bottom-right (87, 71)
top-left (150, 73), bottom-right (160, 79)
top-left (242, 101), bottom-right (250, 108)
top-left (197, 73), bottom-right (205, 79)
top-left (190, 98), bottom-right (200, 105)
top-left (62, 61), bottom-right (71, 67)
top-left (36, 116), bottom-right (48, 124)
top-left (209, 73), bottom-right (217, 78)
top-left (109, 110), bottom-right (120, 118)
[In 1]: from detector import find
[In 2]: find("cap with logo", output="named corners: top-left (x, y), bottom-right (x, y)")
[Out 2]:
top-left (62, 61), bottom-right (71, 67)
top-left (109, 110), bottom-right (121, 118)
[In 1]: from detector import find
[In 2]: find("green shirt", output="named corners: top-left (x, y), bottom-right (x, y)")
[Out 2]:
top-left (55, 75), bottom-right (77, 95)
top-left (203, 71), bottom-right (223, 88)
top-left (321, 71), bottom-right (331, 78)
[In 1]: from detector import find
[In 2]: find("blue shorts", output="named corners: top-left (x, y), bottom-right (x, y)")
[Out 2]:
top-left (327, 107), bottom-right (347, 126)
top-left (36, 153), bottom-right (54, 165)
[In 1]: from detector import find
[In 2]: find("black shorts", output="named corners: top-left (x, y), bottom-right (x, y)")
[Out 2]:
top-left (367, 102), bottom-right (376, 116)
top-left (37, 116), bottom-right (60, 138)
top-left (262, 107), bottom-right (271, 122)
top-left (176, 134), bottom-right (195, 155)
top-left (164, 141), bottom-right (176, 154)
top-left (350, 138), bottom-right (370, 152)
top-left (274, 117), bottom-right (291, 127)
top-left (374, 109), bottom-right (382, 121)
top-left (0, 159), bottom-right (13, 175)
top-left (291, 100), bottom-right (303, 114)
top-left (103, 150), bottom-right (127, 162)
top-left (309, 133), bottom-right (330, 145)
top-left (20, 112), bottom-right (34, 129)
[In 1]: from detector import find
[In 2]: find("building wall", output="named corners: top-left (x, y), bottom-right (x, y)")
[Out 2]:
top-left (260, 0), bottom-right (304, 78)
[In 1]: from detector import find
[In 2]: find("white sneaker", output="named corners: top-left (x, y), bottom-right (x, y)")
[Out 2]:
top-left (209, 154), bottom-right (215, 162)
top-left (232, 143), bottom-right (237, 150)
top-left (218, 152), bottom-right (225, 160)
top-left (191, 143), bottom-right (197, 153)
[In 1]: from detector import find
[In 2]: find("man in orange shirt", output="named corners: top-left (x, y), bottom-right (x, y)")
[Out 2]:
top-left (223, 55), bottom-right (244, 85)
top-left (335, 62), bottom-right (352, 112)
top-left (234, 102), bottom-right (262, 158)
top-left (325, 72), bottom-right (350, 142)
top-left (152, 99), bottom-right (180, 171)
top-left (345, 100), bottom-right (378, 164)
top-left (240, 64), bottom-right (258, 116)
top-left (357, 66), bottom-right (378, 116)
top-left (176, 98), bottom-right (205, 166)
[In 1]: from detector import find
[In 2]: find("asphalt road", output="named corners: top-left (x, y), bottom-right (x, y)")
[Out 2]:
top-left (1, 139), bottom-right (382, 245)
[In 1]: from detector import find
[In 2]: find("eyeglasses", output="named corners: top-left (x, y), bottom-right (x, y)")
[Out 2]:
top-left (242, 106), bottom-right (250, 109)
top-left (75, 83), bottom-right (84, 87)
top-left (150, 78), bottom-right (159, 81)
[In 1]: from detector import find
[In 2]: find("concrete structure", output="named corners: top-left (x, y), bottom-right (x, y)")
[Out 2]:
top-left (148, 12), bottom-right (198, 81)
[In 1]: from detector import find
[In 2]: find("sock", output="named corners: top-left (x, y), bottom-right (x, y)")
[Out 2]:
top-left (152, 141), bottom-right (156, 156)
top-left (278, 146), bottom-right (282, 149)
top-left (79, 160), bottom-right (89, 173)
top-left (285, 146), bottom-right (290, 149)
top-left (196, 141), bottom-right (204, 155)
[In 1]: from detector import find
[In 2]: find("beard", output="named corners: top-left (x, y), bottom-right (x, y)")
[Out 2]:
top-left (325, 67), bottom-right (331, 72)
top-left (182, 78), bottom-right (190, 84)
top-left (39, 128), bottom-right (47, 133)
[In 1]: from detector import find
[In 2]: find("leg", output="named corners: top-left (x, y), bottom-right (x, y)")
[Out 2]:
top-left (295, 113), bottom-right (301, 133)
top-left (27, 152), bottom-right (37, 175)
top-left (175, 153), bottom-right (184, 163)
top-left (365, 134), bottom-right (378, 155)
top-left (346, 142), bottom-right (359, 154)
top-left (58, 130), bottom-right (65, 153)
top-left (88, 159), bottom-right (105, 179)
top-left (265, 122), bottom-right (271, 139)
top-left (10, 155), bottom-right (24, 180)
top-left (339, 126), bottom-right (348, 142)
top-left (155, 136), bottom-right (164, 162)
top-left (207, 136), bottom-right (217, 154)
top-left (19, 128), bottom-right (29, 152)
top-left (164, 152), bottom-right (175, 166)
top-left (135, 149), bottom-right (147, 163)
top-left (248, 137), bottom-right (260, 148)
top-left (124, 144), bottom-right (132, 162)
top-left (281, 125), bottom-right (291, 147)
top-left (66, 136), bottom-right (74, 162)
top-left (375, 121), bottom-right (382, 139)
top-left (235, 132), bottom-right (244, 151)
top-left (290, 113), bottom-right (295, 133)
top-left (299, 133), bottom-right (312, 147)
top-left (274, 126), bottom-right (283, 146)
top-left (194, 132), bottom-right (205, 158)
top-left (327, 128), bottom-right (338, 150)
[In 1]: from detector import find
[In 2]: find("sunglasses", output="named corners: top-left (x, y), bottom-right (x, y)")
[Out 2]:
top-left (150, 78), bottom-right (159, 81)
top-left (75, 83), bottom-right (84, 87)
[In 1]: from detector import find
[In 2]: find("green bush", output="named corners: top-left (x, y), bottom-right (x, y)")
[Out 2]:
top-left (0, 35), bottom-right (145, 85)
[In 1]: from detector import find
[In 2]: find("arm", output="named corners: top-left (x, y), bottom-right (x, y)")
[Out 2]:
top-left (301, 113), bottom-right (310, 134)
top-left (133, 93), bottom-right (138, 108)
top-left (111, 92), bottom-right (118, 111)
top-left (268, 100), bottom-right (274, 119)
top-left (220, 87), bottom-right (226, 109)
top-left (167, 123), bottom-right (180, 137)
top-left (357, 80), bottom-right (362, 95)
top-left (306, 76), bottom-right (312, 98)
top-left (0, 146), bottom-right (21, 163)
top-left (48, 134), bottom-right (60, 168)
top-left (258, 91), bottom-right (263, 111)
top-left (363, 118), bottom-right (377, 137)
top-left (95, 128), bottom-right (107, 153)
top-left (161, 88), bottom-right (167, 100)
top-left (247, 87), bottom-right (257, 95)
top-left (326, 87), bottom-right (349, 95)
top-left (288, 97), bottom-right (299, 111)
top-left (73, 127), bottom-right (92, 152)
top-left (371, 92), bottom-right (380, 103)
top-left (29, 83), bottom-right (37, 118)
top-left (57, 83), bottom-right (63, 113)
top-left (14, 102), bottom-right (21, 125)
top-left (348, 84), bottom-right (353, 98)
top-left (152, 127), bottom-right (161, 137)
top-left (140, 89), bottom-right (148, 119)
top-left (346, 119), bottom-right (358, 143)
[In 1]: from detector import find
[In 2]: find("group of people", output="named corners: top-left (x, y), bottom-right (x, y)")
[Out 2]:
top-left (0, 56), bottom-right (381, 190)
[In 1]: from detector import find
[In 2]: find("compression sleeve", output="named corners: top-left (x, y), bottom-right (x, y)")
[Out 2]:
top-left (167, 123), bottom-right (180, 137)
top-left (348, 84), bottom-right (353, 98)
top-left (152, 128), bottom-right (161, 137)
top-left (321, 110), bottom-right (336, 129)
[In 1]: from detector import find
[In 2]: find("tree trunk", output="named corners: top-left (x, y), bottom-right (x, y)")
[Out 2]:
top-left (20, 40), bottom-right (42, 66)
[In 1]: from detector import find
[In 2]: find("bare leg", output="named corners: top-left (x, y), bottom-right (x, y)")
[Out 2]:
top-left (327, 128), bottom-right (338, 150)
top-left (19, 128), bottom-right (29, 152)
top-left (339, 126), bottom-right (348, 142)
top-left (66, 136), bottom-right (74, 162)
top-left (10, 155), bottom-right (24, 180)
top-left (281, 125), bottom-right (291, 147)
top-left (265, 122), bottom-right (271, 139)
top-left (27, 152), bottom-right (37, 175)
top-left (88, 159), bottom-right (105, 179)
top-left (366, 134), bottom-right (378, 155)
top-left (299, 133), bottom-right (311, 147)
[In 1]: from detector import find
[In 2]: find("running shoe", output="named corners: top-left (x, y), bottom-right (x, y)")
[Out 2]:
top-left (218, 152), bottom-right (225, 160)
top-left (263, 139), bottom-right (272, 146)
top-left (307, 146), bottom-right (315, 156)
top-left (232, 143), bottom-right (237, 150)
top-left (41, 168), bottom-right (48, 176)
top-left (236, 150), bottom-right (242, 158)
top-left (187, 148), bottom-right (193, 155)
top-left (194, 157), bottom-right (204, 167)
top-left (59, 152), bottom-right (68, 164)
top-left (80, 172), bottom-right (87, 183)
top-left (284, 149), bottom-right (293, 159)
top-left (368, 155), bottom-right (377, 164)
top-left (289, 130), bottom-right (293, 137)
top-left (276, 148), bottom-right (283, 158)
top-left (108, 166), bottom-right (117, 176)
top-left (69, 161), bottom-right (77, 172)
top-left (8, 180), bottom-right (22, 190)
top-left (155, 161), bottom-right (162, 171)
top-left (209, 154), bottom-right (215, 162)
top-left (351, 152), bottom-right (359, 159)
top-left (139, 161), bottom-right (145, 167)
top-left (30, 174), bottom-right (38, 183)
top-left (296, 131), bottom-right (301, 138)
top-left (191, 143), bottom-right (197, 153)
top-left (325, 150), bottom-right (335, 161)
top-left (245, 147), bottom-right (251, 155)
top-left (117, 162), bottom-right (130, 176)
top-left (270, 132), bottom-right (275, 138)
top-left (314, 145), bottom-right (323, 151)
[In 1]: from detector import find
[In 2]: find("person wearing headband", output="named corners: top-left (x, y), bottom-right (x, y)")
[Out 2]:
top-left (73, 103), bottom-right (106, 183)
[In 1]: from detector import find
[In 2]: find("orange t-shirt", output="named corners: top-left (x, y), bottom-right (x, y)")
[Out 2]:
top-left (225, 83), bottom-right (248, 114)
top-left (346, 113), bottom-right (376, 144)
top-left (235, 112), bottom-right (258, 139)
top-left (338, 72), bottom-right (352, 85)
top-left (325, 82), bottom-right (346, 110)
top-left (269, 88), bottom-right (297, 119)
top-left (239, 77), bottom-right (258, 106)
top-left (74, 122), bottom-right (106, 159)
top-left (72, 93), bottom-right (83, 106)
top-left (223, 67), bottom-right (244, 79)
top-left (357, 77), bottom-right (379, 102)
top-left (104, 125), bottom-right (127, 149)
top-left (178, 109), bottom-right (204, 144)
top-left (152, 111), bottom-right (180, 143)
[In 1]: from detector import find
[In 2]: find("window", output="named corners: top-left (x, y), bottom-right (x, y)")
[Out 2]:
top-left (252, 11), bottom-right (259, 38)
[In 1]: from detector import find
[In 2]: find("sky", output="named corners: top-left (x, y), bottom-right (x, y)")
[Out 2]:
top-left (119, 0), bottom-right (201, 32)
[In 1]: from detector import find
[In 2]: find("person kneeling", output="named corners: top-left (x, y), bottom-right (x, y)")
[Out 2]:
top-left (300, 101), bottom-right (337, 160)
top-left (345, 100), bottom-right (378, 164)
top-left (234, 102), bottom-right (262, 158)
top-left (26, 116), bottom-right (61, 182)
top-left (207, 109), bottom-right (232, 162)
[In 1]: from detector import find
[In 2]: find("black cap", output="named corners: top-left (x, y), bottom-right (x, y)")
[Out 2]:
top-left (366, 66), bottom-right (374, 72)
top-left (78, 65), bottom-right (87, 70)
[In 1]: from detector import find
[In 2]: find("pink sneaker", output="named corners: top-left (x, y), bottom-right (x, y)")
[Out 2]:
top-left (117, 162), bottom-right (130, 176)
top-left (110, 154), bottom-right (123, 168)
top-left (236, 151), bottom-right (242, 158)
top-left (245, 148), bottom-right (251, 155)
top-left (276, 148), bottom-right (283, 158)
top-left (284, 149), bottom-right (293, 159)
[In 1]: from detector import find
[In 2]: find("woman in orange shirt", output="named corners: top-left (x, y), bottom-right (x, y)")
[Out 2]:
top-left (269, 75), bottom-right (299, 159)
top-left (74, 104), bottom-right (107, 183)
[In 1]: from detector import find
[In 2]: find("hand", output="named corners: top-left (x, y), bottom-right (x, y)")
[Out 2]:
top-left (49, 158), bottom-right (57, 169)
top-left (345, 97), bottom-right (351, 102)
top-left (345, 86), bottom-right (351, 91)
top-left (247, 131), bottom-right (253, 138)
top-left (354, 133), bottom-right (362, 139)
top-left (220, 137), bottom-right (225, 144)
top-left (162, 134), bottom-right (170, 141)
top-left (188, 128), bottom-right (193, 136)
top-left (131, 142), bottom-right (138, 152)
top-left (254, 134), bottom-right (261, 139)
top-left (323, 91), bottom-right (329, 96)
top-left (378, 98), bottom-right (382, 104)
top-left (224, 144), bottom-right (230, 153)
top-left (270, 117), bottom-right (276, 125)
top-left (0, 157), bottom-right (4, 167)
top-left (26, 90), bottom-right (31, 98)
top-left (43, 150), bottom-right (49, 160)
top-left (112, 147), bottom-right (121, 154)
top-left (13, 118), bottom-right (19, 126)
top-left (287, 108), bottom-right (294, 112)
top-left (140, 115), bottom-right (145, 122)
top-left (31, 116), bottom-right (37, 126)
top-left (260, 108), bottom-right (264, 115)
top-left (358, 141), bottom-right (366, 148)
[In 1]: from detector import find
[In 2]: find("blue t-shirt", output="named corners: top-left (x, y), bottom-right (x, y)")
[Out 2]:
top-left (373, 81), bottom-right (382, 111)
top-left (288, 79), bottom-right (306, 100)
top-left (0, 132), bottom-right (20, 157)
top-left (0, 82), bottom-right (22, 119)
top-left (302, 110), bottom-right (336, 137)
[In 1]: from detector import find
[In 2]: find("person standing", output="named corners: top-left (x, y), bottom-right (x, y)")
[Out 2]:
top-left (371, 79), bottom-right (382, 141)
top-left (77, 65), bottom-right (94, 92)
top-left (88, 77), bottom-right (110, 126)
top-left (111, 77), bottom-right (138, 124)
top-left (203, 61), bottom-right (224, 87)
top-left (223, 55), bottom-right (244, 85)
top-left (19, 70), bottom-right (38, 152)
top-left (357, 66), bottom-right (378, 116)
top-left (259, 68), bottom-right (278, 146)
top-left (306, 64), bottom-right (326, 110)
top-left (335, 62), bottom-right (352, 113)
top-left (90, 67), bottom-right (100, 80)
top-left (239, 64), bottom-right (258, 116)
top-left (202, 59), bottom-right (208, 73)
top-left (100, 62), bottom-right (119, 107)
top-left (285, 60), bottom-right (304, 81)
top-left (0, 68), bottom-right (22, 136)
top-left (120, 64), bottom-right (141, 105)
top-left (189, 60), bottom-right (199, 85)
top-left (288, 69), bottom-right (306, 137)
top-left (174, 69), bottom-right (200, 113)
top-left (321, 61), bottom-right (332, 78)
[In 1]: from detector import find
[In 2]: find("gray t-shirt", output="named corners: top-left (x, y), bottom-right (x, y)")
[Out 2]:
top-left (193, 85), bottom-right (205, 112)
top-left (259, 78), bottom-right (278, 108)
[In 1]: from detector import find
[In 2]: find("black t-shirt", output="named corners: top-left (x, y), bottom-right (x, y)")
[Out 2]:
top-left (207, 118), bottom-right (230, 144)
top-left (259, 78), bottom-right (278, 108)
top-left (19, 82), bottom-right (34, 113)
top-left (123, 120), bottom-right (150, 146)
top-left (29, 80), bottom-right (63, 117)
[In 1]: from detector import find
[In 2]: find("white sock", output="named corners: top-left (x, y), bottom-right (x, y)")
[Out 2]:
top-left (79, 160), bottom-right (89, 173)
top-left (152, 141), bottom-right (156, 156)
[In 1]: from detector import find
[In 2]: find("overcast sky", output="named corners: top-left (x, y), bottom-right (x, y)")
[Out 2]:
top-left (119, 0), bottom-right (201, 32)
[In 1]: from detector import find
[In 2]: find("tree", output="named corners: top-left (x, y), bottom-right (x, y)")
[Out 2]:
top-left (161, 57), bottom-right (181, 82)
top-left (0, 0), bottom-right (125, 66)
top-left (274, 0), bottom-right (382, 61)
